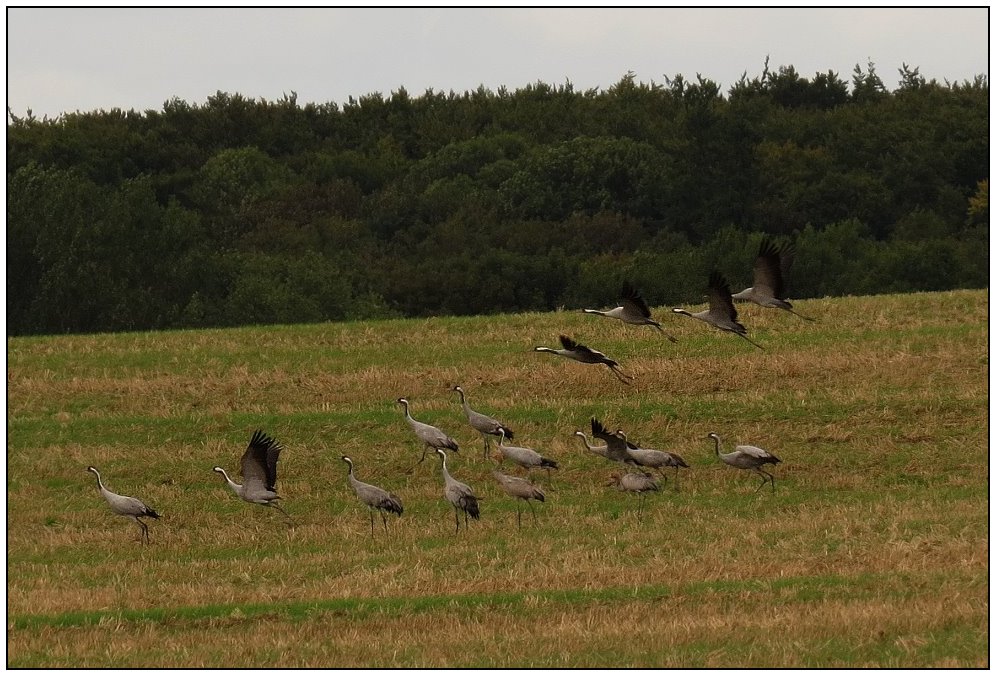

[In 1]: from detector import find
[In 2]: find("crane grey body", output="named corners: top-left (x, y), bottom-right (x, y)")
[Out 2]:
top-left (86, 466), bottom-right (160, 544)
top-left (621, 442), bottom-right (689, 489)
top-left (732, 238), bottom-right (814, 321)
top-left (397, 397), bottom-right (459, 472)
top-left (213, 429), bottom-right (292, 523)
top-left (453, 385), bottom-right (513, 459)
top-left (341, 456), bottom-right (403, 535)
top-left (583, 281), bottom-right (679, 342)
top-left (708, 432), bottom-right (781, 491)
top-left (673, 271), bottom-right (764, 350)
top-left (607, 471), bottom-right (660, 515)
top-left (492, 469), bottom-right (545, 529)
top-left (496, 428), bottom-right (558, 479)
top-left (435, 449), bottom-right (480, 533)
top-left (534, 335), bottom-right (631, 384)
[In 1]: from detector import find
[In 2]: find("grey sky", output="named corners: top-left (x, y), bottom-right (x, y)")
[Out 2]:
top-left (6, 7), bottom-right (990, 120)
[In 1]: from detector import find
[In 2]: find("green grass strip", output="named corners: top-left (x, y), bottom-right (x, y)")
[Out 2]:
top-left (11, 569), bottom-right (973, 632)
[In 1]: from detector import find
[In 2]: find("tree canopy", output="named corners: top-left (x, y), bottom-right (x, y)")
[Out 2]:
top-left (7, 61), bottom-right (989, 335)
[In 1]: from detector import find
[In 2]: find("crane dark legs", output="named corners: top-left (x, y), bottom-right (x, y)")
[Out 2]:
top-left (608, 365), bottom-right (632, 385)
top-left (406, 445), bottom-right (432, 474)
top-left (269, 501), bottom-right (294, 525)
top-left (132, 517), bottom-right (150, 544)
top-left (365, 509), bottom-right (392, 536)
top-left (734, 331), bottom-right (765, 351)
top-left (753, 468), bottom-right (776, 492)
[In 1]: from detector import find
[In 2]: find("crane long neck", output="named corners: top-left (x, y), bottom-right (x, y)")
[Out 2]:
top-left (217, 468), bottom-right (242, 493)
top-left (89, 470), bottom-right (105, 491)
top-left (457, 391), bottom-right (472, 415)
top-left (711, 435), bottom-right (722, 456)
top-left (401, 401), bottom-right (415, 421)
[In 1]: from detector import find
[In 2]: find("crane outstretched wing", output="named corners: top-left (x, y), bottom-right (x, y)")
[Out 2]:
top-left (620, 281), bottom-right (652, 319)
top-left (706, 271), bottom-right (740, 324)
top-left (241, 429), bottom-right (283, 492)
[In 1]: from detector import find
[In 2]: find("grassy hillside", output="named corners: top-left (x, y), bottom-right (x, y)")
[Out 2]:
top-left (6, 289), bottom-right (988, 667)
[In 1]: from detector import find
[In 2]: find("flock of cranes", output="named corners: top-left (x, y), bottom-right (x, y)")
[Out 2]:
top-left (86, 238), bottom-right (803, 542)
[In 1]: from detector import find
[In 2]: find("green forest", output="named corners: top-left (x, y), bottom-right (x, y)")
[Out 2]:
top-left (6, 61), bottom-right (989, 336)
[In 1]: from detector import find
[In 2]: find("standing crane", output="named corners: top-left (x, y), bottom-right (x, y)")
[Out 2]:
top-left (534, 335), bottom-right (632, 384)
top-left (435, 449), bottom-right (480, 533)
top-left (340, 455), bottom-right (403, 536)
top-left (397, 397), bottom-right (460, 472)
top-left (707, 432), bottom-right (782, 491)
top-left (495, 428), bottom-right (558, 480)
top-left (672, 271), bottom-right (764, 350)
top-left (453, 385), bottom-right (513, 459)
top-left (620, 434), bottom-right (691, 490)
top-left (607, 471), bottom-right (660, 516)
top-left (491, 469), bottom-right (545, 529)
top-left (212, 429), bottom-right (292, 523)
top-left (85, 466), bottom-right (160, 544)
top-left (732, 238), bottom-right (815, 321)
top-left (583, 280), bottom-right (679, 342)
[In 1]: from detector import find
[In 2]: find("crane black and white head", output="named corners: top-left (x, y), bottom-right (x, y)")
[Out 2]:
top-left (340, 455), bottom-right (354, 468)
top-left (86, 466), bottom-right (99, 476)
top-left (212, 465), bottom-right (225, 475)
top-left (397, 397), bottom-right (409, 405)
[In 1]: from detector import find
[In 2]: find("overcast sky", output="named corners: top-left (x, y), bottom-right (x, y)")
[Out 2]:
top-left (6, 7), bottom-right (990, 120)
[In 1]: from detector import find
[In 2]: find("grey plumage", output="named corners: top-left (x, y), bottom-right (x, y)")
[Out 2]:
top-left (496, 428), bottom-right (559, 478)
top-left (732, 238), bottom-right (814, 321)
top-left (708, 432), bottom-right (781, 491)
top-left (213, 429), bottom-right (292, 523)
top-left (397, 397), bottom-right (460, 472)
top-left (86, 466), bottom-right (160, 544)
top-left (607, 471), bottom-right (660, 515)
top-left (583, 280), bottom-right (679, 342)
top-left (435, 449), bottom-right (480, 533)
top-left (453, 385), bottom-right (513, 459)
top-left (534, 335), bottom-right (632, 384)
top-left (620, 436), bottom-right (690, 489)
top-left (672, 271), bottom-right (764, 350)
top-left (492, 469), bottom-right (545, 529)
top-left (341, 455), bottom-right (403, 536)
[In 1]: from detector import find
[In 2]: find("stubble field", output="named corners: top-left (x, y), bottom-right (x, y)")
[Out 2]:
top-left (6, 289), bottom-right (989, 667)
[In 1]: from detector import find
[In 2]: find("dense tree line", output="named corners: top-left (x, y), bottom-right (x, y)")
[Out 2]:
top-left (7, 61), bottom-right (988, 335)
